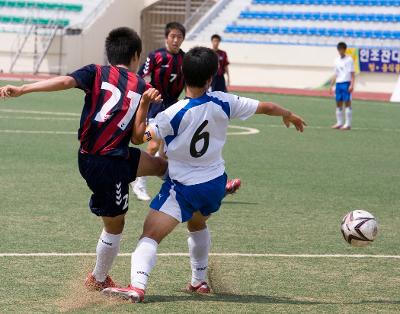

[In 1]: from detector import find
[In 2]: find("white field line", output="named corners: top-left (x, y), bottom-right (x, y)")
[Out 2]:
top-left (0, 109), bottom-right (80, 116)
top-left (0, 115), bottom-right (77, 121)
top-left (0, 129), bottom-right (76, 135)
top-left (0, 252), bottom-right (399, 259)
top-left (0, 126), bottom-right (259, 136)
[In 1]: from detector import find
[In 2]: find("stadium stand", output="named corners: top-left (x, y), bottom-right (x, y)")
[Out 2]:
top-left (189, 0), bottom-right (400, 47)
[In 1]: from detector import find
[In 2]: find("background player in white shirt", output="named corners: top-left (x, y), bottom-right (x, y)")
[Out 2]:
top-left (330, 42), bottom-right (355, 130)
top-left (103, 47), bottom-right (306, 303)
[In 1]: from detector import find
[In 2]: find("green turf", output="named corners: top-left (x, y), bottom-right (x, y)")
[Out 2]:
top-left (0, 84), bottom-right (399, 313)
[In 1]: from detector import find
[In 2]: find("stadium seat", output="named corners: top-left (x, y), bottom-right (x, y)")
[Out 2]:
top-left (0, 1), bottom-right (83, 11)
top-left (224, 24), bottom-right (399, 40)
top-left (252, 0), bottom-right (400, 6)
top-left (239, 11), bottom-right (400, 24)
top-left (0, 15), bottom-right (69, 27)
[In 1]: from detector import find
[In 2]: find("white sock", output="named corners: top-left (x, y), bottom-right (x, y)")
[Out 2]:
top-left (344, 107), bottom-right (352, 127)
top-left (134, 176), bottom-right (147, 190)
top-left (131, 237), bottom-right (158, 290)
top-left (188, 228), bottom-right (211, 286)
top-left (336, 107), bottom-right (344, 125)
top-left (92, 230), bottom-right (121, 282)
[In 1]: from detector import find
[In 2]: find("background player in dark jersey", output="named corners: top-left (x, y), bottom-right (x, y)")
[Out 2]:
top-left (131, 22), bottom-right (186, 201)
top-left (0, 27), bottom-right (166, 291)
top-left (210, 34), bottom-right (230, 92)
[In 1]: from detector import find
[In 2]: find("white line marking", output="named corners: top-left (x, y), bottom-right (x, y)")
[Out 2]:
top-left (0, 253), bottom-right (399, 259)
top-left (264, 124), bottom-right (400, 133)
top-left (227, 125), bottom-right (260, 135)
top-left (0, 126), bottom-right (259, 136)
top-left (0, 129), bottom-right (76, 135)
top-left (0, 109), bottom-right (80, 116)
top-left (0, 115), bottom-right (77, 121)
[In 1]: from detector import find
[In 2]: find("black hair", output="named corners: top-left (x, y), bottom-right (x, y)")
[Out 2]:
top-left (211, 34), bottom-right (221, 41)
top-left (337, 42), bottom-right (347, 50)
top-left (165, 22), bottom-right (186, 38)
top-left (183, 47), bottom-right (218, 88)
top-left (105, 27), bottom-right (142, 66)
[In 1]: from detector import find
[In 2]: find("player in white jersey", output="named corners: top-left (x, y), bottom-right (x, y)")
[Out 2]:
top-left (102, 47), bottom-right (306, 303)
top-left (330, 42), bottom-right (355, 131)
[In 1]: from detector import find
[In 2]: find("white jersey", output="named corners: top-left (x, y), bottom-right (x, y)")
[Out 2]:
top-left (153, 91), bottom-right (259, 185)
top-left (334, 55), bottom-right (355, 83)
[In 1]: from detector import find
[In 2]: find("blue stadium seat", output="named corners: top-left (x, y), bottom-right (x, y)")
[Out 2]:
top-left (251, 0), bottom-right (400, 6)
top-left (239, 10), bottom-right (400, 23)
top-left (224, 24), bottom-right (396, 41)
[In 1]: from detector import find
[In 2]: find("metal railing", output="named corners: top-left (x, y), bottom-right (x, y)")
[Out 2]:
top-left (140, 0), bottom-right (217, 62)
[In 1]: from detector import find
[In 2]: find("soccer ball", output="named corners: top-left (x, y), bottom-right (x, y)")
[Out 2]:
top-left (340, 210), bottom-right (378, 247)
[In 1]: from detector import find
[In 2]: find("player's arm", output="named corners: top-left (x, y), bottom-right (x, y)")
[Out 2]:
top-left (131, 88), bottom-right (162, 145)
top-left (329, 74), bottom-right (336, 95)
top-left (349, 72), bottom-right (355, 93)
top-left (256, 102), bottom-right (307, 132)
top-left (138, 52), bottom-right (155, 78)
top-left (225, 65), bottom-right (230, 88)
top-left (0, 76), bottom-right (77, 98)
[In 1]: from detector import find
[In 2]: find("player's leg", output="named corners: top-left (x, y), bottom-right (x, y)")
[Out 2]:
top-left (332, 83), bottom-right (344, 129)
top-left (86, 214), bottom-right (125, 290)
top-left (332, 101), bottom-right (344, 129)
top-left (102, 209), bottom-right (179, 302)
top-left (131, 105), bottom-right (163, 200)
top-left (132, 141), bottom-right (165, 201)
top-left (186, 212), bottom-right (212, 293)
top-left (341, 95), bottom-right (352, 131)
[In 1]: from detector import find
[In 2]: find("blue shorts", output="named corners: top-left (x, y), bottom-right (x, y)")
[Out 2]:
top-left (78, 148), bottom-right (141, 217)
top-left (336, 82), bottom-right (351, 102)
top-left (211, 74), bottom-right (227, 92)
top-left (150, 173), bottom-right (228, 222)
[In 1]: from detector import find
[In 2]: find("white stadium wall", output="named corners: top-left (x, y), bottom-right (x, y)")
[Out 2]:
top-left (0, 0), bottom-right (149, 74)
top-left (61, 0), bottom-right (146, 73)
top-left (0, 0), bottom-right (397, 94)
top-left (182, 41), bottom-right (398, 93)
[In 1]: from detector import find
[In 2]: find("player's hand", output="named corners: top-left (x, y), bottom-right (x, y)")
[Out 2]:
top-left (0, 85), bottom-right (23, 99)
top-left (142, 88), bottom-right (162, 104)
top-left (329, 86), bottom-right (334, 95)
top-left (283, 112), bottom-right (307, 132)
top-left (348, 85), bottom-right (354, 93)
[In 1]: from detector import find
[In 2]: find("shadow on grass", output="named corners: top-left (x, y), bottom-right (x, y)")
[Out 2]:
top-left (222, 201), bottom-right (259, 205)
top-left (146, 293), bottom-right (400, 306)
top-left (146, 293), bottom-right (318, 304)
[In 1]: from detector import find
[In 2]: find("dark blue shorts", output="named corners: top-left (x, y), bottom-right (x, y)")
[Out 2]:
top-left (336, 82), bottom-right (351, 102)
top-left (150, 173), bottom-right (228, 222)
top-left (78, 148), bottom-right (141, 217)
top-left (148, 99), bottom-right (178, 119)
top-left (211, 74), bottom-right (227, 92)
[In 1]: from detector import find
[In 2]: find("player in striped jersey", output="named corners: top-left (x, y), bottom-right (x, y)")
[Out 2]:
top-left (102, 47), bottom-right (306, 303)
top-left (210, 34), bottom-right (230, 92)
top-left (0, 27), bottom-right (166, 291)
top-left (131, 22), bottom-right (186, 201)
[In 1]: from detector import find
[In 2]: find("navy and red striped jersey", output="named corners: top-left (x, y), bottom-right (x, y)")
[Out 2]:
top-left (138, 48), bottom-right (185, 108)
top-left (69, 64), bottom-right (148, 158)
top-left (215, 49), bottom-right (229, 76)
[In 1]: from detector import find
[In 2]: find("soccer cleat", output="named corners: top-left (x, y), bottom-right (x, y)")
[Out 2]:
top-left (340, 125), bottom-right (351, 131)
top-left (185, 281), bottom-right (211, 294)
top-left (131, 183), bottom-right (151, 201)
top-left (85, 273), bottom-right (118, 291)
top-left (102, 285), bottom-right (145, 303)
top-left (331, 124), bottom-right (343, 129)
top-left (225, 178), bottom-right (241, 195)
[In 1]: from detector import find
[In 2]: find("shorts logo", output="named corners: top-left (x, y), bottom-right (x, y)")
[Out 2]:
top-left (115, 182), bottom-right (128, 210)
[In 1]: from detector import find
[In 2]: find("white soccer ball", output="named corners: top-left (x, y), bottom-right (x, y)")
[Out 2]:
top-left (340, 210), bottom-right (378, 247)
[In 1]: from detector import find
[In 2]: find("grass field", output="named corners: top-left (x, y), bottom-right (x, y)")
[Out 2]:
top-left (0, 83), bottom-right (399, 313)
